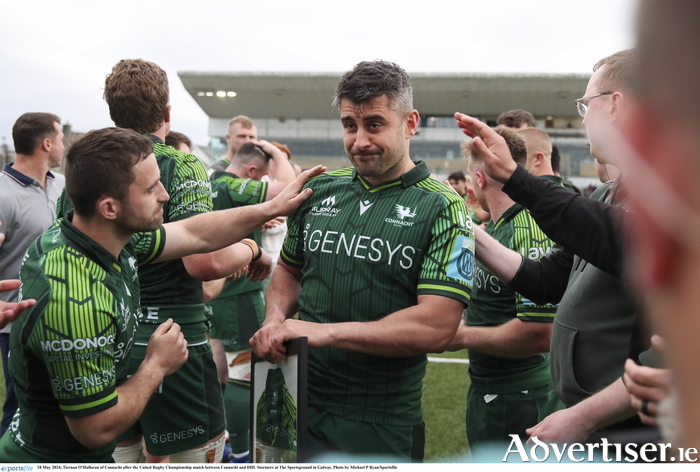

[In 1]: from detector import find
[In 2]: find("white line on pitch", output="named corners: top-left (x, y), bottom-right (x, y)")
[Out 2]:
top-left (427, 357), bottom-right (470, 364)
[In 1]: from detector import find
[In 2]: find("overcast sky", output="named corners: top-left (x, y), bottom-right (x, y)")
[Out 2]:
top-left (0, 0), bottom-right (637, 148)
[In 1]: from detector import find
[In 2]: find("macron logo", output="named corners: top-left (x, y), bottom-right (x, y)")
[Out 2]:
top-left (322, 196), bottom-right (336, 207)
top-left (359, 200), bottom-right (373, 215)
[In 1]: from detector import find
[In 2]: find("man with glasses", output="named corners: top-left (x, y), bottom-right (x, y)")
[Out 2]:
top-left (454, 50), bottom-right (657, 446)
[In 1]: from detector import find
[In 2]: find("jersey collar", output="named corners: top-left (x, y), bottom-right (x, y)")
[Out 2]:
top-left (491, 202), bottom-right (525, 231)
top-left (352, 160), bottom-right (430, 192)
top-left (2, 163), bottom-right (55, 187)
top-left (147, 134), bottom-right (164, 145)
top-left (60, 211), bottom-right (122, 272)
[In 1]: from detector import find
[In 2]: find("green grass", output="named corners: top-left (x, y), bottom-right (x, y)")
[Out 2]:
top-left (423, 350), bottom-right (471, 462)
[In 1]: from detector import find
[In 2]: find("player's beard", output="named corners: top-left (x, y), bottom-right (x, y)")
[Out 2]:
top-left (348, 136), bottom-right (406, 182)
top-left (118, 201), bottom-right (164, 233)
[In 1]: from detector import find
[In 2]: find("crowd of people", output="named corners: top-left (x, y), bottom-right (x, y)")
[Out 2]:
top-left (0, 0), bottom-right (698, 463)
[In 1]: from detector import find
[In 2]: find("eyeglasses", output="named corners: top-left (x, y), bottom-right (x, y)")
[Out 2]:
top-left (574, 92), bottom-right (614, 117)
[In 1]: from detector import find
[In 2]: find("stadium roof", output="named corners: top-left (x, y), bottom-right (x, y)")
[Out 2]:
top-left (178, 72), bottom-right (591, 120)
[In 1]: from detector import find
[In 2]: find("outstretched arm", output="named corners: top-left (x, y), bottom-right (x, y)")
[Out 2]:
top-left (455, 112), bottom-right (627, 277)
top-left (156, 166), bottom-right (324, 263)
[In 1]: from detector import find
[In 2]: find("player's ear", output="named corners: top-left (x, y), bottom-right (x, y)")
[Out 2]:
top-left (476, 170), bottom-right (486, 190)
top-left (97, 196), bottom-right (120, 221)
top-left (405, 110), bottom-right (420, 138)
top-left (164, 104), bottom-right (172, 124)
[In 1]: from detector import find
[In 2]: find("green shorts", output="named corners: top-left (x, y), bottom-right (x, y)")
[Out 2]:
top-left (209, 289), bottom-right (264, 352)
top-left (0, 429), bottom-right (115, 463)
top-left (466, 382), bottom-right (564, 447)
top-left (306, 406), bottom-right (425, 462)
top-left (118, 341), bottom-right (226, 456)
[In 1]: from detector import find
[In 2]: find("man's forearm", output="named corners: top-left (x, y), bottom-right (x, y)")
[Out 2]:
top-left (65, 357), bottom-right (168, 450)
top-left (263, 261), bottom-right (302, 326)
top-left (567, 378), bottom-right (636, 433)
top-left (272, 295), bottom-right (464, 358)
top-left (448, 319), bottom-right (552, 358)
top-left (474, 225), bottom-right (522, 283)
top-left (182, 242), bottom-right (254, 281)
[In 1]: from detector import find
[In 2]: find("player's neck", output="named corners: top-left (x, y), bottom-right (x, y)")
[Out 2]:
top-left (11, 154), bottom-right (50, 188)
top-left (486, 191), bottom-right (515, 223)
top-left (72, 213), bottom-right (131, 259)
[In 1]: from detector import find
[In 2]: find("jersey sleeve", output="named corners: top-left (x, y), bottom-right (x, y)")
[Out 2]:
top-left (131, 226), bottom-right (167, 266)
top-left (416, 193), bottom-right (473, 305)
top-left (25, 256), bottom-right (120, 418)
top-left (511, 210), bottom-right (558, 322)
top-left (279, 207), bottom-right (305, 269)
top-left (166, 150), bottom-right (213, 222)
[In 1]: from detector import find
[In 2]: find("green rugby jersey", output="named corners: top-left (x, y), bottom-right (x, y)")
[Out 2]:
top-left (56, 136), bottom-right (213, 327)
top-left (209, 171), bottom-right (267, 295)
top-left (206, 172), bottom-right (268, 350)
top-left (541, 174), bottom-right (580, 193)
top-left (281, 162), bottom-right (473, 426)
top-left (467, 203), bottom-right (557, 390)
top-left (5, 215), bottom-right (165, 462)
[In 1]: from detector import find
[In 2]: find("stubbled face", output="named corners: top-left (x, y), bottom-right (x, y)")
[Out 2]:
top-left (48, 122), bottom-right (65, 168)
top-left (226, 123), bottom-right (257, 155)
top-left (340, 95), bottom-right (413, 184)
top-left (120, 153), bottom-right (169, 233)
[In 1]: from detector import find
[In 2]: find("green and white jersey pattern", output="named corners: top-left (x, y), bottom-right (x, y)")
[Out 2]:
top-left (209, 172), bottom-right (267, 296)
top-left (281, 162), bottom-right (473, 426)
top-left (206, 172), bottom-right (268, 350)
top-left (56, 136), bottom-right (213, 324)
top-left (6, 215), bottom-right (165, 462)
top-left (467, 203), bottom-right (557, 387)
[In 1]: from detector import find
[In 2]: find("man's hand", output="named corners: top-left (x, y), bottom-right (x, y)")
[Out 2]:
top-left (454, 112), bottom-right (518, 183)
top-left (251, 319), bottom-right (329, 364)
top-left (623, 336), bottom-right (671, 425)
top-left (526, 408), bottom-right (594, 444)
top-left (263, 216), bottom-right (287, 230)
top-left (143, 318), bottom-right (188, 377)
top-left (246, 249), bottom-right (273, 282)
top-left (251, 139), bottom-right (286, 161)
top-left (267, 165), bottom-right (326, 216)
top-left (0, 279), bottom-right (36, 330)
top-left (250, 319), bottom-right (286, 363)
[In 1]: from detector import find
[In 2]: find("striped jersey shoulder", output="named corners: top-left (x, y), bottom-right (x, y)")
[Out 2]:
top-left (305, 167), bottom-right (353, 187)
top-left (153, 143), bottom-right (207, 173)
top-left (41, 238), bottom-right (109, 284)
top-left (415, 176), bottom-right (467, 202)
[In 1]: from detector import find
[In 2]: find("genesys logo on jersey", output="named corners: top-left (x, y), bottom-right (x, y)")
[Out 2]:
top-left (309, 195), bottom-right (341, 217)
top-left (385, 204), bottom-right (418, 227)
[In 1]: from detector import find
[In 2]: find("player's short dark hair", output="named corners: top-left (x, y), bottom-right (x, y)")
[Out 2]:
top-left (496, 109), bottom-right (537, 129)
top-left (233, 141), bottom-right (271, 167)
top-left (12, 112), bottom-right (61, 155)
top-left (448, 171), bottom-right (467, 182)
top-left (333, 60), bottom-right (413, 114)
top-left (65, 128), bottom-right (153, 218)
top-left (165, 131), bottom-right (192, 151)
top-left (104, 59), bottom-right (169, 134)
